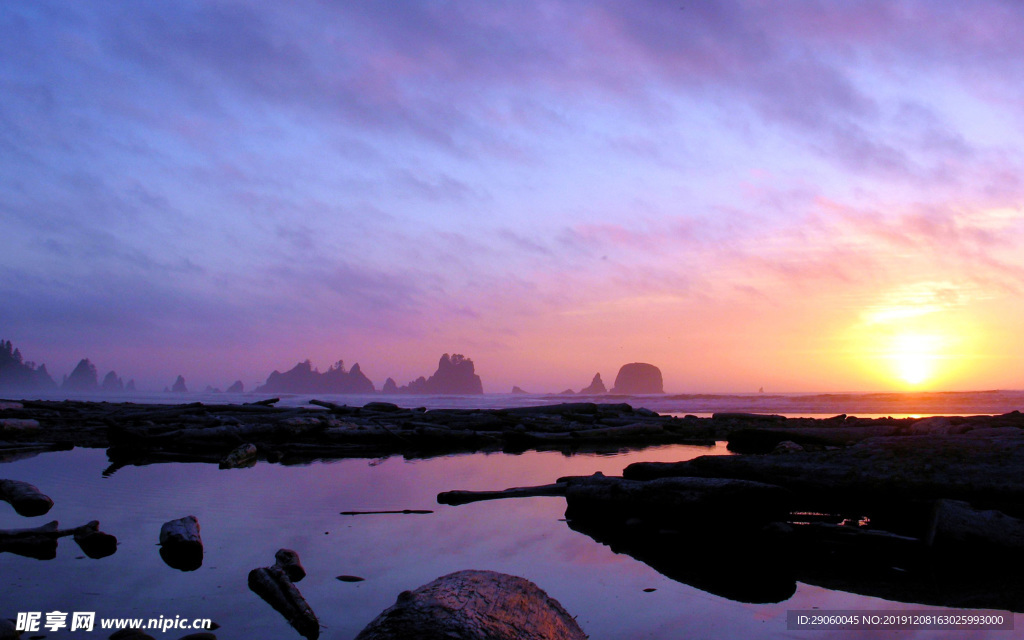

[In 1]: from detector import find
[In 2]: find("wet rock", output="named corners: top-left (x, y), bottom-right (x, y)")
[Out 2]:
top-left (0, 479), bottom-right (53, 516)
top-left (219, 443), bottom-right (257, 469)
top-left (610, 363), bottom-right (663, 394)
top-left (563, 473), bottom-right (791, 527)
top-left (249, 564), bottom-right (319, 640)
top-left (274, 548), bottom-right (306, 582)
top-left (926, 499), bottom-right (1024, 552)
top-left (336, 575), bottom-right (365, 582)
top-left (73, 520), bottom-right (118, 559)
top-left (625, 432), bottom-right (1024, 515)
top-left (159, 516), bottom-right (203, 571)
top-left (355, 570), bottom-right (587, 640)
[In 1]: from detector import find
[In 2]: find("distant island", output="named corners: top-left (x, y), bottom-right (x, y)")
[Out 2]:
top-left (255, 360), bottom-right (375, 394)
top-left (384, 353), bottom-right (484, 395)
top-left (2, 337), bottom-right (663, 397)
top-left (610, 363), bottom-right (664, 394)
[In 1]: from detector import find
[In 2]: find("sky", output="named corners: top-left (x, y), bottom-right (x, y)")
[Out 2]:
top-left (3, 0), bottom-right (1024, 394)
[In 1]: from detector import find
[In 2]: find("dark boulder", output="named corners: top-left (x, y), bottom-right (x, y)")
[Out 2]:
top-left (355, 570), bottom-right (586, 640)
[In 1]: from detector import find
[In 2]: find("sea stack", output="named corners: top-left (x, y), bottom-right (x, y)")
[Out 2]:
top-left (579, 373), bottom-right (607, 394)
top-left (610, 363), bottom-right (664, 394)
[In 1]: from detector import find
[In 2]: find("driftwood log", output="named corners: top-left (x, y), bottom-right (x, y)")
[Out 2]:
top-left (248, 564), bottom-right (319, 640)
top-left (0, 478), bottom-right (54, 516)
top-left (355, 570), bottom-right (587, 640)
top-left (159, 515), bottom-right (203, 571)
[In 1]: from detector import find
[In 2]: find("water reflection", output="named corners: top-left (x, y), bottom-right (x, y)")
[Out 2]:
top-left (0, 444), bottom-right (1013, 639)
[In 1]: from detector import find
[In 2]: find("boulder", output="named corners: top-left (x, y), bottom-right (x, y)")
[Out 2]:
top-left (355, 570), bottom-right (586, 640)
top-left (159, 515), bottom-right (203, 571)
top-left (219, 443), bottom-right (257, 469)
top-left (610, 363), bottom-right (663, 394)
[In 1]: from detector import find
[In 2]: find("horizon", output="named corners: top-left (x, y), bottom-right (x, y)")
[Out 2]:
top-left (4, 2), bottom-right (1024, 395)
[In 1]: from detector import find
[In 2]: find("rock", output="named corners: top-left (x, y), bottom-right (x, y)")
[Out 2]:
top-left (249, 564), bottom-right (319, 639)
top-left (101, 371), bottom-right (124, 392)
top-left (563, 473), bottom-right (791, 527)
top-left (171, 375), bottom-right (188, 393)
top-left (0, 479), bottom-right (53, 516)
top-left (579, 373), bottom-right (607, 394)
top-left (125, 379), bottom-right (136, 392)
top-left (382, 377), bottom-right (399, 394)
top-left (336, 574), bottom-right (365, 582)
top-left (256, 360), bottom-right (375, 394)
top-left (226, 380), bottom-right (244, 393)
top-left (926, 499), bottom-right (1024, 552)
top-left (363, 402), bottom-right (401, 413)
top-left (219, 443), bottom-right (257, 469)
top-left (0, 418), bottom-right (41, 433)
top-left (0, 339), bottom-right (56, 391)
top-left (558, 388), bottom-right (575, 395)
top-left (159, 516), bottom-right (203, 571)
top-left (624, 431), bottom-right (1024, 515)
top-left (355, 570), bottom-right (587, 640)
top-left (398, 354), bottom-right (484, 395)
top-left (274, 548), bottom-right (306, 582)
top-left (610, 363), bottom-right (663, 394)
top-left (511, 386), bottom-right (529, 394)
top-left (73, 520), bottom-right (118, 559)
top-left (62, 358), bottom-right (100, 392)
top-left (772, 440), bottom-right (804, 454)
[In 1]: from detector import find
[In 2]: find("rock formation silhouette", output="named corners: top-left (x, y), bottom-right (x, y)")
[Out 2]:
top-left (171, 375), bottom-right (188, 393)
top-left (256, 360), bottom-right (375, 394)
top-left (0, 339), bottom-right (55, 391)
top-left (396, 354), bottom-right (483, 395)
top-left (226, 380), bottom-right (244, 393)
top-left (610, 363), bottom-right (664, 394)
top-left (100, 371), bottom-right (124, 392)
top-left (579, 373), bottom-right (607, 394)
top-left (62, 358), bottom-right (99, 392)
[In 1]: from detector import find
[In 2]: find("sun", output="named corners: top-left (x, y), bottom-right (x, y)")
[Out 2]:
top-left (888, 333), bottom-right (941, 387)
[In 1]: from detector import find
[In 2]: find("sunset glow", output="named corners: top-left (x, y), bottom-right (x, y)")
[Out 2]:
top-left (2, 2), bottom-right (1024, 393)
